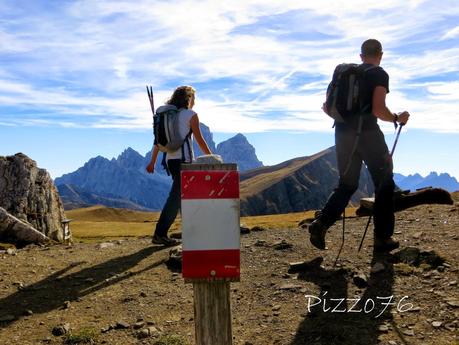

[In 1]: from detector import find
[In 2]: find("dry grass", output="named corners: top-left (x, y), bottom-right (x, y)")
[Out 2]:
top-left (66, 205), bottom-right (358, 242)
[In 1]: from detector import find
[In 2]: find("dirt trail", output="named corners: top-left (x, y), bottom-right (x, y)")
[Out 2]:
top-left (0, 204), bottom-right (458, 345)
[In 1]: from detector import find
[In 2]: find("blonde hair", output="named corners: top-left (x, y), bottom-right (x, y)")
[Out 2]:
top-left (166, 85), bottom-right (196, 109)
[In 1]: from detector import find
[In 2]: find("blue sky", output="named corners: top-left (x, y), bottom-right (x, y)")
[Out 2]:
top-left (1, 0), bottom-right (458, 179)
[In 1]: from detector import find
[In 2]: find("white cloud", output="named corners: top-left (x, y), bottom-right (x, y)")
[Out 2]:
top-left (1, 0), bottom-right (459, 134)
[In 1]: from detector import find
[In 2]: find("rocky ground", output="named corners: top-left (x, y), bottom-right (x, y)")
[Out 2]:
top-left (0, 203), bottom-right (458, 345)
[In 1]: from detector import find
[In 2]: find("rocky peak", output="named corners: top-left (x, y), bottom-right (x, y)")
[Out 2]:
top-left (117, 147), bottom-right (145, 170)
top-left (216, 133), bottom-right (263, 172)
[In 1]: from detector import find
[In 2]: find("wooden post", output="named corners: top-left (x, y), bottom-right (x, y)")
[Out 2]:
top-left (181, 163), bottom-right (239, 345)
top-left (193, 281), bottom-right (232, 345)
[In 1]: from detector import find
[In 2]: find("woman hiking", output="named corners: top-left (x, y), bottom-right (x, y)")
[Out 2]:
top-left (146, 85), bottom-right (212, 245)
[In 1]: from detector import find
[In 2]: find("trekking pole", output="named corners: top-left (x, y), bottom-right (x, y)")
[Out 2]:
top-left (333, 209), bottom-right (346, 267)
top-left (358, 123), bottom-right (404, 252)
top-left (146, 86), bottom-right (155, 137)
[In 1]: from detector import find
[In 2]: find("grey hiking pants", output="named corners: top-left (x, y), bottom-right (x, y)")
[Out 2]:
top-left (320, 124), bottom-right (395, 240)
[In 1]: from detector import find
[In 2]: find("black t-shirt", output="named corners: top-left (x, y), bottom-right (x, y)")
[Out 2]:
top-left (337, 63), bottom-right (389, 131)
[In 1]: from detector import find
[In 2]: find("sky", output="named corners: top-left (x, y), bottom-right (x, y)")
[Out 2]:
top-left (0, 0), bottom-right (458, 179)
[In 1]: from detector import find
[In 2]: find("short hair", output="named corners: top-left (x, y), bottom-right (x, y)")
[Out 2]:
top-left (361, 39), bottom-right (382, 57)
top-left (167, 85), bottom-right (196, 109)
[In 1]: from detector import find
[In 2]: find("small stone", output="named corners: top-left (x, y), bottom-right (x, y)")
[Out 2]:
top-left (97, 242), bottom-right (115, 249)
top-left (278, 283), bottom-right (303, 291)
top-left (444, 322), bottom-right (456, 331)
top-left (432, 321), bottom-right (442, 328)
top-left (446, 300), bottom-right (459, 308)
top-left (6, 248), bottom-right (16, 255)
top-left (437, 265), bottom-right (445, 272)
top-left (449, 280), bottom-right (457, 286)
top-left (133, 321), bottom-right (145, 329)
top-left (371, 262), bottom-right (385, 274)
top-left (353, 272), bottom-right (368, 288)
top-left (378, 324), bottom-right (389, 332)
top-left (240, 226), bottom-right (250, 234)
top-left (402, 329), bottom-right (414, 336)
top-left (250, 226), bottom-right (266, 232)
top-left (388, 341), bottom-right (397, 345)
top-left (115, 321), bottom-right (130, 329)
top-left (254, 240), bottom-right (267, 247)
top-left (137, 329), bottom-right (150, 339)
top-left (272, 305), bottom-right (281, 311)
top-left (52, 323), bottom-right (70, 336)
top-left (272, 240), bottom-right (293, 250)
top-left (23, 309), bottom-right (33, 316)
top-left (413, 231), bottom-right (423, 239)
top-left (140, 291), bottom-right (147, 297)
top-left (63, 301), bottom-right (71, 309)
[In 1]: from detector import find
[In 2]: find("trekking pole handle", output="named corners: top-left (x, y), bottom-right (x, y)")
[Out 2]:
top-left (390, 123), bottom-right (404, 158)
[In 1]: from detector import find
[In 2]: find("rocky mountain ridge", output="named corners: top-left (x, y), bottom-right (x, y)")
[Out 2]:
top-left (394, 172), bottom-right (459, 192)
top-left (240, 147), bottom-right (374, 216)
top-left (55, 126), bottom-right (262, 211)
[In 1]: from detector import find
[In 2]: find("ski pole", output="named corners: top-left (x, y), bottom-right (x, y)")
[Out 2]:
top-left (358, 123), bottom-right (404, 252)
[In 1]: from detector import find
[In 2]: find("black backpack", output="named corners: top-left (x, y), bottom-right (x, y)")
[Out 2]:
top-left (325, 63), bottom-right (376, 122)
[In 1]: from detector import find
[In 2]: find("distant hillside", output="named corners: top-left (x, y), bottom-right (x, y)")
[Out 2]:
top-left (394, 172), bottom-right (459, 192)
top-left (240, 147), bottom-right (374, 216)
top-left (66, 205), bottom-right (156, 222)
top-left (58, 184), bottom-right (149, 211)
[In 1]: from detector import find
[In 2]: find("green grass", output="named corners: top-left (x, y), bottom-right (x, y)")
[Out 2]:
top-left (66, 205), bottom-right (358, 242)
top-left (63, 328), bottom-right (97, 344)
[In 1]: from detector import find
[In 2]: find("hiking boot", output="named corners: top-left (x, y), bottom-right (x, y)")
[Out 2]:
top-left (151, 234), bottom-right (180, 246)
top-left (308, 219), bottom-right (328, 250)
top-left (374, 237), bottom-right (399, 252)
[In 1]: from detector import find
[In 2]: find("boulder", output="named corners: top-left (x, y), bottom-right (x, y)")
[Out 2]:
top-left (0, 207), bottom-right (49, 244)
top-left (0, 153), bottom-right (66, 242)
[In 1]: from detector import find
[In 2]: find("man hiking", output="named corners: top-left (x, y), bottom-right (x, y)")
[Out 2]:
top-left (307, 39), bottom-right (410, 252)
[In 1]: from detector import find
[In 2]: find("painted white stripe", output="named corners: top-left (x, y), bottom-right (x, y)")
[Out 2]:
top-left (182, 199), bottom-right (240, 251)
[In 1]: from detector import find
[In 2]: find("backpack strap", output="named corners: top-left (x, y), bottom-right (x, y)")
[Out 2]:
top-left (358, 64), bottom-right (379, 114)
top-left (181, 130), bottom-right (193, 163)
top-left (161, 152), bottom-right (170, 176)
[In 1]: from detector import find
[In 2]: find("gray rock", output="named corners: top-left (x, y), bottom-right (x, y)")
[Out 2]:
top-left (353, 271), bottom-right (368, 288)
top-left (272, 240), bottom-right (292, 250)
top-left (115, 321), bottom-right (130, 329)
top-left (432, 321), bottom-right (442, 328)
top-left (0, 208), bottom-right (50, 245)
top-left (133, 321), bottom-right (145, 329)
top-left (52, 323), bottom-right (70, 336)
top-left (97, 242), bottom-right (115, 249)
top-left (0, 153), bottom-right (66, 242)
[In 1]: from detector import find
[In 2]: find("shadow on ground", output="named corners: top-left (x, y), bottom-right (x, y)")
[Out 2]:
top-left (291, 251), bottom-right (411, 345)
top-left (0, 245), bottom-right (167, 328)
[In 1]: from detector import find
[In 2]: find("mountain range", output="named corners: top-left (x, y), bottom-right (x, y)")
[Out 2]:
top-left (54, 124), bottom-right (457, 216)
top-left (55, 124), bottom-right (263, 211)
top-left (394, 172), bottom-right (459, 192)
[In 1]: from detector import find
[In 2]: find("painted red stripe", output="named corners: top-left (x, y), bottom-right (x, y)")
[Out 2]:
top-left (182, 249), bottom-right (240, 279)
top-left (181, 171), bottom-right (239, 199)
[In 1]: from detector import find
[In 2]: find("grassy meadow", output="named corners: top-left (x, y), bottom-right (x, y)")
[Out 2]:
top-left (66, 205), bottom-right (358, 242)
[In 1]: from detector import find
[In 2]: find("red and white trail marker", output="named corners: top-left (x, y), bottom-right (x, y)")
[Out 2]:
top-left (181, 166), bottom-right (240, 281)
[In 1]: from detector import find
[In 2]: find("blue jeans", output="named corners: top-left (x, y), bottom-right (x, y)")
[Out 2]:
top-left (320, 124), bottom-right (395, 240)
top-left (154, 159), bottom-right (182, 237)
